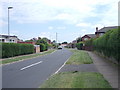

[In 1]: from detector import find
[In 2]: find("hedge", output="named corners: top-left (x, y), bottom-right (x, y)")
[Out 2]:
top-left (38, 43), bottom-right (48, 52)
top-left (76, 42), bottom-right (84, 50)
top-left (2, 43), bottom-right (34, 58)
top-left (93, 28), bottom-right (119, 63)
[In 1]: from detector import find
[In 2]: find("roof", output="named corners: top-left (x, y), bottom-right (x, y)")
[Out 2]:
top-left (0, 35), bottom-right (18, 38)
top-left (96, 26), bottom-right (118, 33)
top-left (83, 34), bottom-right (96, 38)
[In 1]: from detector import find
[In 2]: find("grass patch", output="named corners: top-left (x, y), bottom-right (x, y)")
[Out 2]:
top-left (40, 72), bottom-right (111, 88)
top-left (1, 49), bottom-right (55, 64)
top-left (66, 50), bottom-right (93, 65)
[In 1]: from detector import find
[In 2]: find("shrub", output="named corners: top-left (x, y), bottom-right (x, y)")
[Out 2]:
top-left (76, 42), bottom-right (84, 50)
top-left (2, 43), bottom-right (34, 58)
top-left (39, 43), bottom-right (45, 52)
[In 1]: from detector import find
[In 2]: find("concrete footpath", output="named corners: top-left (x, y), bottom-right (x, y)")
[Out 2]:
top-left (88, 51), bottom-right (119, 88)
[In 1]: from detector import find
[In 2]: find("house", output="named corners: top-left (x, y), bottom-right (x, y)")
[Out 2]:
top-left (81, 34), bottom-right (96, 41)
top-left (95, 26), bottom-right (118, 37)
top-left (0, 35), bottom-right (18, 43)
top-left (71, 40), bottom-right (77, 48)
top-left (60, 44), bottom-right (67, 48)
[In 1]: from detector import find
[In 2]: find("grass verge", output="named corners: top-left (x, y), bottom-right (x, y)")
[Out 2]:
top-left (40, 72), bottom-right (111, 88)
top-left (66, 49), bottom-right (93, 65)
top-left (1, 49), bottom-right (55, 65)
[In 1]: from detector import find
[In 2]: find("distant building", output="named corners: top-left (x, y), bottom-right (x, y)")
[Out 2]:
top-left (0, 35), bottom-right (18, 43)
top-left (72, 40), bottom-right (77, 43)
top-left (60, 44), bottom-right (67, 48)
top-left (95, 26), bottom-right (118, 37)
top-left (81, 34), bottom-right (96, 41)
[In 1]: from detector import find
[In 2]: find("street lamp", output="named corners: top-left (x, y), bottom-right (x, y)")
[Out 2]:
top-left (8, 7), bottom-right (13, 42)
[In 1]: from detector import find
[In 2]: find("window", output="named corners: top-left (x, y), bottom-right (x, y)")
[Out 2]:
top-left (0, 39), bottom-right (5, 42)
top-left (99, 33), bottom-right (104, 36)
top-left (84, 38), bottom-right (88, 41)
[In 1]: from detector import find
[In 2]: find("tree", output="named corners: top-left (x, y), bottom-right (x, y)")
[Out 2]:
top-left (76, 37), bottom-right (82, 43)
top-left (36, 38), bottom-right (47, 45)
top-left (62, 42), bottom-right (67, 44)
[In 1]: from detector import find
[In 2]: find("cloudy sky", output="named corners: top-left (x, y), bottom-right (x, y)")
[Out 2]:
top-left (0, 0), bottom-right (119, 43)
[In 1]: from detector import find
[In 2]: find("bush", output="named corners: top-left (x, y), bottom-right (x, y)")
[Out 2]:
top-left (85, 38), bottom-right (94, 46)
top-left (2, 43), bottom-right (34, 58)
top-left (39, 43), bottom-right (45, 52)
top-left (76, 42), bottom-right (84, 50)
top-left (93, 28), bottom-right (119, 63)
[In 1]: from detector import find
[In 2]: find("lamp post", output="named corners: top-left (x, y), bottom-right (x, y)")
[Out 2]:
top-left (8, 7), bottom-right (13, 42)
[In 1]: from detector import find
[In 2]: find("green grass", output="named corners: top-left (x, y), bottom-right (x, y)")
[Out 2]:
top-left (40, 72), bottom-right (111, 88)
top-left (66, 50), bottom-right (93, 65)
top-left (1, 49), bottom-right (55, 64)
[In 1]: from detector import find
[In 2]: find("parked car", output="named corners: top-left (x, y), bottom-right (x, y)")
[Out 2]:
top-left (58, 46), bottom-right (62, 49)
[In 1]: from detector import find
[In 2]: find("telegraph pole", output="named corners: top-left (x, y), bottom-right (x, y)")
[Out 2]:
top-left (56, 32), bottom-right (57, 49)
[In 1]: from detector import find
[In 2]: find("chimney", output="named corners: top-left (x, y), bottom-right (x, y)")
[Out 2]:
top-left (96, 27), bottom-right (98, 32)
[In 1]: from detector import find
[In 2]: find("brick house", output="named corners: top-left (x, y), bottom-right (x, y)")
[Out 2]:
top-left (81, 34), bottom-right (96, 41)
top-left (95, 26), bottom-right (118, 37)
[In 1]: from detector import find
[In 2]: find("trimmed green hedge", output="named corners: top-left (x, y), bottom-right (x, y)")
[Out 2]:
top-left (76, 42), bottom-right (84, 50)
top-left (85, 38), bottom-right (94, 47)
top-left (38, 43), bottom-right (48, 52)
top-left (2, 43), bottom-right (34, 58)
top-left (93, 28), bottom-right (119, 62)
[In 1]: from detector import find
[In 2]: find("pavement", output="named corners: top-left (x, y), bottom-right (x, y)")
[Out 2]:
top-left (87, 51), bottom-right (119, 88)
top-left (59, 64), bottom-right (99, 72)
top-left (2, 48), bottom-right (73, 88)
top-left (58, 50), bottom-right (119, 89)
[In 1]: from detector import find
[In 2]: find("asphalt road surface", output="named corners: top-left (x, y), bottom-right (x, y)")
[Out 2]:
top-left (2, 48), bottom-right (72, 88)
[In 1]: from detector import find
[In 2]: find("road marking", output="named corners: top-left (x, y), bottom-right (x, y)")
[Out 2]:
top-left (54, 56), bottom-right (71, 75)
top-left (20, 61), bottom-right (43, 71)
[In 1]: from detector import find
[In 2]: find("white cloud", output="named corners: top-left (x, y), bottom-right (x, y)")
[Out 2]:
top-left (0, 20), bottom-right (7, 27)
top-left (48, 26), bottom-right (54, 30)
top-left (76, 23), bottom-right (92, 27)
top-left (39, 32), bottom-right (52, 39)
top-left (1, 0), bottom-right (119, 26)
top-left (57, 26), bottom-right (66, 30)
top-left (81, 29), bottom-right (87, 32)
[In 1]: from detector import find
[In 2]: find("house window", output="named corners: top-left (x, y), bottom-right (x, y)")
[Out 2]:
top-left (2, 39), bottom-right (5, 42)
top-left (0, 39), bottom-right (5, 42)
top-left (10, 39), bottom-right (12, 42)
top-left (84, 38), bottom-right (88, 41)
top-left (99, 33), bottom-right (104, 36)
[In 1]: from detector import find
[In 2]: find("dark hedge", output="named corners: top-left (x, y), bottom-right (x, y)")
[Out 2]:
top-left (93, 28), bottom-right (119, 63)
top-left (2, 43), bottom-right (34, 58)
top-left (76, 42), bottom-right (84, 50)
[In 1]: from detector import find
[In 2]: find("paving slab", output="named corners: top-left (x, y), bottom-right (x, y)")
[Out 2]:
top-left (59, 64), bottom-right (99, 73)
top-left (87, 51), bottom-right (119, 88)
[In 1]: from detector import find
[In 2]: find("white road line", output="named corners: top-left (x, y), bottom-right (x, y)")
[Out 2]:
top-left (20, 61), bottom-right (43, 71)
top-left (54, 56), bottom-right (71, 75)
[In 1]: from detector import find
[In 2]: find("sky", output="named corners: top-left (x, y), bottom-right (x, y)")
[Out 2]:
top-left (0, 0), bottom-right (119, 43)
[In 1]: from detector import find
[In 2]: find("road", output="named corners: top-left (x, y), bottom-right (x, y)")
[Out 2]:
top-left (2, 48), bottom-right (72, 88)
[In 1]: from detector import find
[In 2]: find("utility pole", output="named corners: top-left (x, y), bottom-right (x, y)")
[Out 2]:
top-left (56, 32), bottom-right (57, 48)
